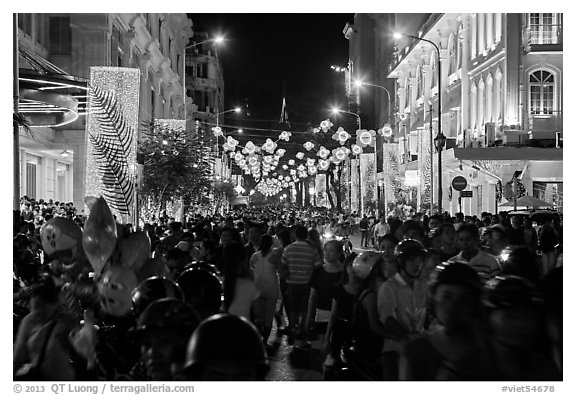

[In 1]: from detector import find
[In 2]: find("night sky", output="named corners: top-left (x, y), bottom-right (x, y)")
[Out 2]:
top-left (188, 13), bottom-right (355, 138)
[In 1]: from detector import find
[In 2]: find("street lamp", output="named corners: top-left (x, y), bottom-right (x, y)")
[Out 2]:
top-left (330, 107), bottom-right (361, 130)
top-left (394, 32), bottom-right (444, 214)
top-left (354, 80), bottom-right (391, 122)
top-left (215, 107), bottom-right (242, 129)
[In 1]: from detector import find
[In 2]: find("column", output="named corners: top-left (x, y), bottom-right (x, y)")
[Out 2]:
top-left (72, 142), bottom-right (86, 214)
top-left (460, 15), bottom-right (471, 138)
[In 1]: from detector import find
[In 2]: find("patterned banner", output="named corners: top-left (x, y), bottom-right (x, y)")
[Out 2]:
top-left (383, 143), bottom-right (401, 211)
top-left (360, 153), bottom-right (376, 216)
top-left (417, 129), bottom-right (432, 211)
top-left (341, 158), bottom-right (350, 210)
top-left (350, 158), bottom-right (359, 213)
top-left (86, 67), bottom-right (140, 223)
top-left (316, 173), bottom-right (327, 208)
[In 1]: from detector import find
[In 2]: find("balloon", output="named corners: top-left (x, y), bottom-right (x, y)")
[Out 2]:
top-left (82, 197), bottom-right (117, 276)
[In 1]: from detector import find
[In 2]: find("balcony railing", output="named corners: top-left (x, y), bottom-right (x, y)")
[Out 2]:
top-left (526, 24), bottom-right (562, 45)
top-left (529, 110), bottom-right (562, 133)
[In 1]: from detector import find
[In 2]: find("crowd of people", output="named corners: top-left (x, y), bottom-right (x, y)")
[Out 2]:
top-left (13, 195), bottom-right (562, 381)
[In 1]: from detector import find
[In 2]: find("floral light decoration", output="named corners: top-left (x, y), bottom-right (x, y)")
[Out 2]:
top-left (279, 131), bottom-right (292, 141)
top-left (312, 127), bottom-right (321, 134)
top-left (318, 159), bottom-right (330, 171)
top-left (356, 129), bottom-right (377, 147)
top-left (351, 144), bottom-right (363, 155)
top-left (234, 152), bottom-right (244, 162)
top-left (296, 152), bottom-right (305, 160)
top-left (320, 119), bottom-right (333, 132)
top-left (317, 146), bottom-right (330, 159)
top-left (276, 148), bottom-right (286, 157)
top-left (243, 141), bottom-right (256, 154)
top-left (297, 164), bottom-right (306, 171)
top-left (332, 147), bottom-right (350, 162)
top-left (303, 141), bottom-right (315, 151)
top-left (227, 135), bottom-right (239, 148)
top-left (288, 159), bottom-right (295, 166)
top-left (290, 169), bottom-right (297, 175)
top-left (212, 126), bottom-right (224, 137)
top-left (332, 127), bottom-right (351, 145)
top-left (263, 155), bottom-right (273, 164)
top-left (379, 123), bottom-right (393, 138)
top-left (248, 156), bottom-right (258, 166)
top-left (282, 165), bottom-right (289, 170)
top-left (306, 158), bottom-right (315, 167)
top-left (308, 165), bottom-right (318, 175)
top-left (262, 138), bottom-right (277, 154)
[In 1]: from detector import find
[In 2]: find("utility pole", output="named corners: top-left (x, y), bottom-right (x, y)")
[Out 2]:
top-left (14, 13), bottom-right (20, 212)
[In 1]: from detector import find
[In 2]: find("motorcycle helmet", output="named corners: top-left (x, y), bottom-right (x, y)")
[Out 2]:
top-left (177, 267), bottom-right (223, 319)
top-left (131, 276), bottom-right (184, 318)
top-left (183, 313), bottom-right (269, 380)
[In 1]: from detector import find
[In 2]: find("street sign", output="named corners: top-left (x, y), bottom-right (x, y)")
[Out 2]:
top-left (460, 190), bottom-right (473, 198)
top-left (452, 176), bottom-right (468, 191)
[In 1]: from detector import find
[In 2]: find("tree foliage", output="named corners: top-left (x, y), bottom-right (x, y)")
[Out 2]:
top-left (139, 121), bottom-right (212, 213)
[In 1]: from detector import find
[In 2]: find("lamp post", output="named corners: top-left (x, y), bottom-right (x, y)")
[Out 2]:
top-left (394, 32), bottom-right (445, 214)
top-left (330, 108), bottom-right (361, 130)
top-left (353, 80), bottom-right (391, 122)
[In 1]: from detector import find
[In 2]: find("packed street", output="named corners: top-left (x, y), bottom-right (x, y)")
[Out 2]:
top-left (13, 11), bottom-right (563, 385)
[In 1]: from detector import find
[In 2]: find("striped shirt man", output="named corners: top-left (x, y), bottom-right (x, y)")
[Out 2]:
top-left (447, 250), bottom-right (502, 283)
top-left (281, 241), bottom-right (321, 284)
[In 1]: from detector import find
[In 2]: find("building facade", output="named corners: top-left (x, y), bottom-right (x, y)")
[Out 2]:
top-left (16, 13), bottom-right (193, 210)
top-left (347, 13), bottom-right (562, 216)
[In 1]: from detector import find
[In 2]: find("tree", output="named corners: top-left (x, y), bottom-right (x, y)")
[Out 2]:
top-left (138, 121), bottom-right (212, 220)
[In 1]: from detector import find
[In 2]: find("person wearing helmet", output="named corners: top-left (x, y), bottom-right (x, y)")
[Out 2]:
top-left (399, 262), bottom-right (487, 380)
top-left (376, 239), bottom-right (429, 380)
top-left (182, 313), bottom-right (269, 380)
top-left (128, 298), bottom-right (200, 380)
top-left (177, 267), bottom-right (223, 320)
top-left (131, 277), bottom-right (184, 319)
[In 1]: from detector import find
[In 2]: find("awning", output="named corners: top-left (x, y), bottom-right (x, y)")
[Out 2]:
top-left (17, 43), bottom-right (88, 128)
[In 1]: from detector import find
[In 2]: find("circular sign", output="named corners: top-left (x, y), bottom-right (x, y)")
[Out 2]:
top-left (452, 176), bottom-right (468, 191)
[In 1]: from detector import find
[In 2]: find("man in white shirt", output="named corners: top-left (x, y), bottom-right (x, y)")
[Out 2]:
top-left (373, 217), bottom-right (391, 244)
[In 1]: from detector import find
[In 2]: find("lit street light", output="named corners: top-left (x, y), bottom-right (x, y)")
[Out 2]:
top-left (394, 32), bottom-right (446, 214)
top-left (331, 107), bottom-right (361, 130)
top-left (215, 107), bottom-right (242, 128)
top-left (354, 80), bottom-right (391, 122)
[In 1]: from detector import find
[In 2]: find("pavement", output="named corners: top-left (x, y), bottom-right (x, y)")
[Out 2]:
top-left (264, 232), bottom-right (377, 381)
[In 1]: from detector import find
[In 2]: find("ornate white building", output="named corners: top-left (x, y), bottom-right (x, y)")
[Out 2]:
top-left (16, 13), bottom-right (193, 210)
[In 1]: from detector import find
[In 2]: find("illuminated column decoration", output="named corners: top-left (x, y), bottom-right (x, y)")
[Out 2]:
top-left (383, 143), bottom-right (400, 209)
top-left (85, 67), bottom-right (140, 223)
top-left (341, 159), bottom-right (350, 209)
top-left (417, 129), bottom-right (432, 211)
top-left (360, 153), bottom-right (376, 215)
top-left (316, 173), bottom-right (327, 208)
top-left (350, 158), bottom-right (359, 213)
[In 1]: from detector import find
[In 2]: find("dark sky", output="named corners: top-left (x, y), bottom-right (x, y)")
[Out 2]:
top-left (188, 13), bottom-right (354, 130)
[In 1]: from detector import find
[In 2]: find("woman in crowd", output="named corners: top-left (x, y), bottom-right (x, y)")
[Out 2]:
top-left (222, 243), bottom-right (260, 322)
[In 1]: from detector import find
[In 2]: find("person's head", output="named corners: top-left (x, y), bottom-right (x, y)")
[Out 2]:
top-left (177, 268), bottom-right (223, 320)
top-left (510, 215), bottom-right (522, 228)
top-left (431, 262), bottom-right (483, 332)
top-left (394, 239), bottom-right (428, 280)
top-left (168, 221), bottom-right (183, 235)
top-left (135, 299), bottom-right (200, 380)
top-left (183, 313), bottom-right (269, 380)
top-left (402, 220), bottom-right (425, 242)
top-left (456, 223), bottom-right (480, 255)
top-left (324, 240), bottom-right (344, 264)
top-left (455, 212), bottom-right (464, 222)
top-left (378, 234), bottom-right (400, 278)
top-left (351, 251), bottom-right (384, 283)
top-left (259, 234), bottom-right (274, 256)
top-left (294, 224), bottom-right (308, 241)
top-left (308, 229), bottom-right (321, 243)
top-left (166, 247), bottom-right (189, 270)
top-left (277, 229), bottom-right (291, 248)
top-left (428, 214), bottom-right (443, 231)
top-left (219, 227), bottom-right (238, 247)
top-left (247, 223), bottom-right (262, 246)
top-left (523, 216), bottom-right (533, 228)
top-left (199, 239), bottom-right (219, 261)
top-left (438, 223), bottom-right (457, 245)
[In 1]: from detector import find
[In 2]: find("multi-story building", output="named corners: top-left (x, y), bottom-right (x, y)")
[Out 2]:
top-left (16, 13), bottom-right (192, 210)
top-left (346, 13), bottom-right (563, 215)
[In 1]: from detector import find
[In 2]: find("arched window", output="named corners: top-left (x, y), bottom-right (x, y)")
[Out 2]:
top-left (457, 26), bottom-right (463, 69)
top-left (430, 50), bottom-right (438, 88)
top-left (486, 73), bottom-right (493, 123)
top-left (494, 14), bottom-right (502, 43)
top-left (416, 65), bottom-right (423, 99)
top-left (529, 70), bottom-right (555, 114)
